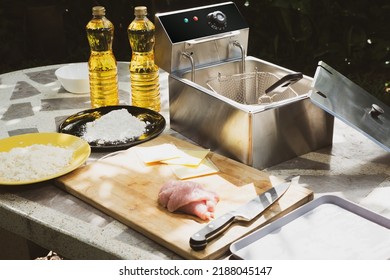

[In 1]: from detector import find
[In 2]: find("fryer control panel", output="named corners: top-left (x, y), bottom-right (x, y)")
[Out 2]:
top-left (156, 2), bottom-right (248, 43)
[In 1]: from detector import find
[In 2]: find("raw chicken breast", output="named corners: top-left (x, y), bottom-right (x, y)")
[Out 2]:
top-left (158, 180), bottom-right (219, 220)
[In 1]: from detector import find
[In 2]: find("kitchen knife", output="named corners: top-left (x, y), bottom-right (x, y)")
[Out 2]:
top-left (189, 182), bottom-right (291, 251)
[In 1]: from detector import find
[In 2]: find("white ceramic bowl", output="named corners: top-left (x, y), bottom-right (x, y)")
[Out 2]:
top-left (55, 63), bottom-right (89, 93)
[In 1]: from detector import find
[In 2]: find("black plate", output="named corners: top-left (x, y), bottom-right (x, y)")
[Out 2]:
top-left (58, 105), bottom-right (166, 152)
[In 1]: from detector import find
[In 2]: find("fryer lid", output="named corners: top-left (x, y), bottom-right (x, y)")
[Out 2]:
top-left (311, 61), bottom-right (390, 152)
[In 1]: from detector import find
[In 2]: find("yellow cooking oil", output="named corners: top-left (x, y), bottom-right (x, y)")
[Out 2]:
top-left (86, 6), bottom-right (119, 108)
top-left (128, 6), bottom-right (160, 112)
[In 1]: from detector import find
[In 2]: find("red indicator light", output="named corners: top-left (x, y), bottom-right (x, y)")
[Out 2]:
top-left (193, 16), bottom-right (199, 21)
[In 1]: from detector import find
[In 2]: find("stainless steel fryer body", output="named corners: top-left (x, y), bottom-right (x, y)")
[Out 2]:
top-left (154, 2), bottom-right (334, 169)
top-left (168, 56), bottom-right (334, 169)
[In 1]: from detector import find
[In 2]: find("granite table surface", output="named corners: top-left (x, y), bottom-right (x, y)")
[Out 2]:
top-left (0, 62), bottom-right (389, 260)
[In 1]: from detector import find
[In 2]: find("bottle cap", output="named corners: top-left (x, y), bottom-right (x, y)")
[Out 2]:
top-left (134, 6), bottom-right (147, 16)
top-left (92, 6), bottom-right (106, 16)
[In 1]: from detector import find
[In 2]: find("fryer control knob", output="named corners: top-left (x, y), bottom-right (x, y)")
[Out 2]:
top-left (207, 11), bottom-right (227, 30)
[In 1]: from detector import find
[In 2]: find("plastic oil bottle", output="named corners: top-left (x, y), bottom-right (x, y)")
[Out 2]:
top-left (86, 6), bottom-right (119, 108)
top-left (128, 6), bottom-right (160, 112)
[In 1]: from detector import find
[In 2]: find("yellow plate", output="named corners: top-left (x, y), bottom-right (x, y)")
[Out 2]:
top-left (0, 132), bottom-right (91, 185)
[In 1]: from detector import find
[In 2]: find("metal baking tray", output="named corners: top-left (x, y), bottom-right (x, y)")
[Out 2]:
top-left (230, 195), bottom-right (390, 259)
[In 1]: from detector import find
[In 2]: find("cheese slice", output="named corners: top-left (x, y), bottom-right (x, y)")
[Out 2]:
top-left (170, 157), bottom-right (219, 179)
top-left (161, 149), bottom-right (210, 166)
top-left (135, 144), bottom-right (218, 179)
top-left (135, 143), bottom-right (182, 163)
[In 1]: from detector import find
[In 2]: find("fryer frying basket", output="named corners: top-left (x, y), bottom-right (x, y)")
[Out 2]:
top-left (207, 71), bottom-right (299, 105)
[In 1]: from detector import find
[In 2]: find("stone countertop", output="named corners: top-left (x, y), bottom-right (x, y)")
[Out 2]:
top-left (0, 62), bottom-right (389, 259)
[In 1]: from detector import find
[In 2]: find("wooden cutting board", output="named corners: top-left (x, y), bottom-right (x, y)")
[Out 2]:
top-left (55, 134), bottom-right (313, 259)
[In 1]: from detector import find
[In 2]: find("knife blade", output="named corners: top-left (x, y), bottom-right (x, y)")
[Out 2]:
top-left (189, 182), bottom-right (290, 251)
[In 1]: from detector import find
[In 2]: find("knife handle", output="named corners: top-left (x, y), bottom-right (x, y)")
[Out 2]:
top-left (189, 212), bottom-right (235, 251)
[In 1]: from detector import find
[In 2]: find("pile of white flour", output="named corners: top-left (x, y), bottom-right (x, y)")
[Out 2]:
top-left (81, 109), bottom-right (147, 144)
top-left (0, 144), bottom-right (74, 182)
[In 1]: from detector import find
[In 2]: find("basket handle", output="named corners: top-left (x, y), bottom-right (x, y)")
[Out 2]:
top-left (265, 72), bottom-right (303, 94)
